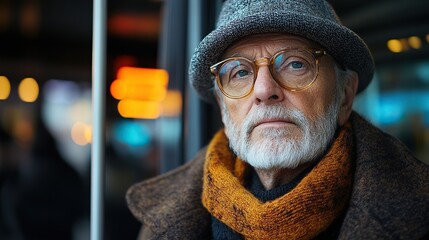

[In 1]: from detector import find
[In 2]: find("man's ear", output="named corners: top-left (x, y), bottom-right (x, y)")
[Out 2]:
top-left (338, 72), bottom-right (358, 126)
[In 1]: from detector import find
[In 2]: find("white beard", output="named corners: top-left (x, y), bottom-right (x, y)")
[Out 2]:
top-left (221, 101), bottom-right (340, 169)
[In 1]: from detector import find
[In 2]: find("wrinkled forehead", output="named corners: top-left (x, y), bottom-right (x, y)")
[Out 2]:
top-left (221, 33), bottom-right (323, 59)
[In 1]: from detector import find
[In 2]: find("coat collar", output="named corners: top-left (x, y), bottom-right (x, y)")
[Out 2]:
top-left (339, 112), bottom-right (429, 239)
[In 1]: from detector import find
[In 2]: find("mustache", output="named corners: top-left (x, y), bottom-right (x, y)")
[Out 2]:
top-left (242, 105), bottom-right (309, 135)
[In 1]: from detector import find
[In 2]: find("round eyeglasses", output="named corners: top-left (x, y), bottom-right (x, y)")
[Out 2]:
top-left (210, 49), bottom-right (327, 99)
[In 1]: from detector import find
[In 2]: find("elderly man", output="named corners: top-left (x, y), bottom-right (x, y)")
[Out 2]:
top-left (127, 0), bottom-right (429, 239)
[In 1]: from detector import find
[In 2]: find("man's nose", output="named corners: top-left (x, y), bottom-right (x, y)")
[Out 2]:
top-left (252, 66), bottom-right (285, 105)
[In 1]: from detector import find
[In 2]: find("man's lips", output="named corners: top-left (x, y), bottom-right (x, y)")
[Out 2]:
top-left (251, 118), bottom-right (296, 131)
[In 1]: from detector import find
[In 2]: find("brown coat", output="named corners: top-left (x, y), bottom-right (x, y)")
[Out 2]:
top-left (126, 112), bottom-right (429, 239)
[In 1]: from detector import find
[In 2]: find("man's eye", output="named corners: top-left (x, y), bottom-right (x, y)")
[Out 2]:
top-left (290, 61), bottom-right (304, 69)
top-left (235, 70), bottom-right (249, 77)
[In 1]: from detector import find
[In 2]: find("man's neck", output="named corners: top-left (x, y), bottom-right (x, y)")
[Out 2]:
top-left (254, 162), bottom-right (314, 190)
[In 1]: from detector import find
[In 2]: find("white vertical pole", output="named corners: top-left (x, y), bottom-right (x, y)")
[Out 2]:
top-left (91, 0), bottom-right (106, 239)
top-left (185, 0), bottom-right (203, 162)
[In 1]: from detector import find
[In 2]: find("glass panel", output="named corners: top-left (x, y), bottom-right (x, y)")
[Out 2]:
top-left (355, 60), bottom-right (429, 164)
top-left (0, 1), bottom-right (164, 239)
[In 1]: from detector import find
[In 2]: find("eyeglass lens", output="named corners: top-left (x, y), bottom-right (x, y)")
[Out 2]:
top-left (218, 50), bottom-right (317, 97)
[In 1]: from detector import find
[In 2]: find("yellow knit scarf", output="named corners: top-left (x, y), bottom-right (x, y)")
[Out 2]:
top-left (202, 123), bottom-right (354, 240)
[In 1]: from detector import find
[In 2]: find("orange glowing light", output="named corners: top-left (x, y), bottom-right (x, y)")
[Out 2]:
top-left (84, 125), bottom-right (92, 144)
top-left (110, 67), bottom-right (169, 100)
top-left (408, 36), bottom-right (422, 49)
top-left (13, 118), bottom-right (34, 144)
top-left (18, 77), bottom-right (39, 102)
top-left (111, 80), bottom-right (167, 101)
top-left (118, 99), bottom-right (161, 119)
top-left (0, 76), bottom-right (11, 100)
top-left (117, 67), bottom-right (168, 86)
top-left (387, 39), bottom-right (403, 53)
top-left (109, 14), bottom-right (160, 39)
top-left (161, 90), bottom-right (182, 117)
top-left (71, 122), bottom-right (92, 146)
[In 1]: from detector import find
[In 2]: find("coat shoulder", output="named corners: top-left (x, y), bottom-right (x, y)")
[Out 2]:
top-left (343, 112), bottom-right (429, 239)
top-left (126, 147), bottom-right (210, 239)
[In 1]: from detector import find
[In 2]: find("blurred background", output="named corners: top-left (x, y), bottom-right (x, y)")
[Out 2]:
top-left (0, 0), bottom-right (428, 239)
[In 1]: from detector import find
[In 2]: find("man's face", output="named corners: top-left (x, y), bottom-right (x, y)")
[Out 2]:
top-left (217, 33), bottom-right (347, 169)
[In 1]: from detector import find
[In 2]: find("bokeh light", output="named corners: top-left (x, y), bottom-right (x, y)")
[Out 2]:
top-left (161, 90), bottom-right (182, 117)
top-left (0, 76), bottom-right (11, 100)
top-left (387, 39), bottom-right (403, 53)
top-left (111, 80), bottom-right (167, 101)
top-left (408, 36), bottom-right (422, 49)
top-left (110, 67), bottom-right (169, 101)
top-left (18, 77), bottom-right (39, 102)
top-left (71, 121), bottom-right (92, 146)
top-left (118, 99), bottom-right (161, 119)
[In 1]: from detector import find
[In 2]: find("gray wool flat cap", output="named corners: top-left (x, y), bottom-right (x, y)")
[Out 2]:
top-left (189, 0), bottom-right (375, 102)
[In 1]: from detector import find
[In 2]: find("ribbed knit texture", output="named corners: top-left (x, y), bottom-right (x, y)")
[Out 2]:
top-left (202, 122), bottom-right (354, 240)
top-left (211, 165), bottom-right (316, 239)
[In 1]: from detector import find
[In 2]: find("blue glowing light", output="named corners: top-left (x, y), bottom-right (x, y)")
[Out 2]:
top-left (378, 90), bottom-right (429, 125)
top-left (112, 120), bottom-right (151, 147)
